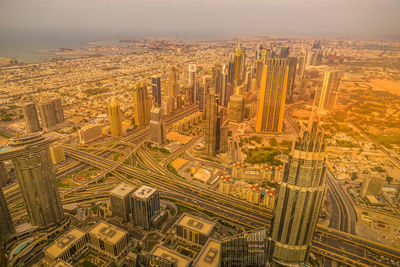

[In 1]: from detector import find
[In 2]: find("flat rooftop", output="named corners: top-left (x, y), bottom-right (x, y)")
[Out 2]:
top-left (176, 213), bottom-right (215, 236)
top-left (132, 185), bottom-right (158, 199)
top-left (151, 245), bottom-right (192, 267)
top-left (110, 183), bottom-right (136, 198)
top-left (193, 238), bottom-right (221, 267)
top-left (45, 228), bottom-right (86, 259)
top-left (54, 260), bottom-right (73, 267)
top-left (89, 221), bottom-right (127, 245)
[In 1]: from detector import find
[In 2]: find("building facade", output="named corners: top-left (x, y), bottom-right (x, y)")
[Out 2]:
top-left (131, 186), bottom-right (160, 230)
top-left (150, 107), bottom-right (166, 144)
top-left (22, 102), bottom-right (41, 133)
top-left (0, 188), bottom-right (15, 242)
top-left (133, 82), bottom-right (150, 127)
top-left (110, 183), bottom-right (136, 222)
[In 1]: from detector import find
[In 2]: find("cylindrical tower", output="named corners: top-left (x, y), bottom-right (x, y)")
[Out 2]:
top-left (0, 133), bottom-right (64, 228)
top-left (268, 122), bottom-right (326, 266)
top-left (0, 188), bottom-right (15, 242)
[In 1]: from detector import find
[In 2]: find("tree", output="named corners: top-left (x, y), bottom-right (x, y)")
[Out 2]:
top-left (270, 138), bottom-right (278, 147)
top-left (351, 172), bottom-right (358, 181)
top-left (386, 176), bottom-right (394, 184)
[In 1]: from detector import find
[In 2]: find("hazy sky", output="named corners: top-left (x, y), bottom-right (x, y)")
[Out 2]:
top-left (0, 0), bottom-right (399, 37)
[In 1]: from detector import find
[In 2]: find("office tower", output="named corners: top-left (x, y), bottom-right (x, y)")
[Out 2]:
top-left (22, 102), bottom-right (41, 133)
top-left (131, 185), bottom-right (160, 230)
top-left (234, 44), bottom-right (245, 83)
top-left (49, 145), bottom-right (66, 165)
top-left (199, 76), bottom-right (211, 112)
top-left (228, 57), bottom-right (235, 84)
top-left (220, 69), bottom-right (231, 107)
top-left (286, 57), bottom-right (298, 102)
top-left (133, 82), bottom-right (150, 127)
top-left (151, 76), bottom-right (162, 108)
top-left (150, 107), bottom-right (166, 144)
top-left (110, 183), bottom-right (135, 222)
top-left (297, 55), bottom-right (306, 78)
top-left (52, 98), bottom-right (65, 123)
top-left (38, 101), bottom-right (57, 130)
top-left (0, 187), bottom-right (15, 242)
top-left (0, 162), bottom-right (8, 187)
top-left (318, 70), bottom-right (341, 110)
top-left (189, 64), bottom-right (197, 103)
top-left (221, 228), bottom-right (267, 266)
top-left (205, 93), bottom-right (219, 155)
top-left (279, 46), bottom-right (290, 58)
top-left (0, 133), bottom-right (64, 227)
top-left (267, 122), bottom-right (326, 265)
top-left (108, 97), bottom-right (122, 136)
top-left (184, 87), bottom-right (193, 105)
top-left (78, 124), bottom-right (103, 144)
top-left (255, 59), bottom-right (289, 133)
top-left (228, 95), bottom-right (245, 122)
top-left (167, 66), bottom-right (178, 97)
top-left (255, 59), bottom-right (263, 89)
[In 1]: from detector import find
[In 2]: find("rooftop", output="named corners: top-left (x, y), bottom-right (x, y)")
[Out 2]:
top-left (45, 228), bottom-right (86, 259)
top-left (176, 213), bottom-right (215, 236)
top-left (88, 221), bottom-right (127, 245)
top-left (110, 183), bottom-right (136, 198)
top-left (151, 245), bottom-right (192, 267)
top-left (132, 185), bottom-right (158, 199)
top-left (193, 238), bottom-right (221, 267)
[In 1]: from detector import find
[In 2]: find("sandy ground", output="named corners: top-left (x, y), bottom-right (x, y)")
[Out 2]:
top-left (368, 79), bottom-right (400, 96)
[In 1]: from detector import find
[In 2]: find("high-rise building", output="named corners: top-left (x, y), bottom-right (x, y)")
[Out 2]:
top-left (199, 76), bottom-right (211, 112)
top-left (52, 98), bottom-right (65, 124)
top-left (255, 59), bottom-right (289, 133)
top-left (286, 57), bottom-right (298, 102)
top-left (189, 64), bottom-right (197, 103)
top-left (150, 107), bottom-right (166, 145)
top-left (220, 228), bottom-right (267, 266)
top-left (211, 66), bottom-right (223, 96)
top-left (175, 213), bottom-right (215, 246)
top-left (233, 44), bottom-right (245, 83)
top-left (167, 66), bottom-right (179, 98)
top-left (108, 97), bottom-right (122, 136)
top-left (361, 175), bottom-right (384, 197)
top-left (0, 188), bottom-right (15, 242)
top-left (228, 94), bottom-right (245, 122)
top-left (0, 133), bottom-right (64, 227)
top-left (133, 82), bottom-right (150, 127)
top-left (50, 144), bottom-right (66, 165)
top-left (38, 101), bottom-right (57, 130)
top-left (22, 102), bottom-right (41, 133)
top-left (318, 70), bottom-right (341, 110)
top-left (110, 183), bottom-right (136, 222)
top-left (78, 124), bottom-right (103, 145)
top-left (255, 59), bottom-right (263, 89)
top-left (279, 46), bottom-right (290, 58)
top-left (151, 76), bottom-right (162, 108)
top-left (205, 93), bottom-right (219, 155)
top-left (297, 55), bottom-right (306, 78)
top-left (0, 161), bottom-right (8, 187)
top-left (267, 122), bottom-right (326, 265)
top-left (130, 185), bottom-right (160, 230)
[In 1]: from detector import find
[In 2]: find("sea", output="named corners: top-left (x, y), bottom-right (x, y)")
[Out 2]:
top-left (0, 28), bottom-right (226, 63)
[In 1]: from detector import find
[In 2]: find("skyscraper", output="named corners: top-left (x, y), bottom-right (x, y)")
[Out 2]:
top-left (52, 98), bottom-right (65, 124)
top-left (267, 122), bottom-right (326, 265)
top-left (286, 57), bottom-right (298, 102)
top-left (318, 70), bottom-right (341, 110)
top-left (0, 133), bottom-right (64, 227)
top-left (133, 82), bottom-right (150, 127)
top-left (151, 76), bottom-right (162, 108)
top-left (110, 183), bottom-right (135, 222)
top-left (205, 93), bottom-right (220, 155)
top-left (255, 59), bottom-right (289, 133)
top-left (0, 187), bottom-right (15, 242)
top-left (0, 162), bottom-right (8, 187)
top-left (234, 44), bottom-right (245, 83)
top-left (279, 46), bottom-right (290, 58)
top-left (108, 97), bottom-right (122, 136)
top-left (188, 64), bottom-right (196, 103)
top-left (167, 66), bottom-right (178, 98)
top-left (22, 102), bottom-right (41, 133)
top-left (131, 185), bottom-right (160, 230)
top-left (38, 101), bottom-right (57, 130)
top-left (150, 107), bottom-right (166, 144)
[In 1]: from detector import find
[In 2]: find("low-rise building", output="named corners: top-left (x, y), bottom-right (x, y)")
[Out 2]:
top-left (150, 245), bottom-right (192, 267)
top-left (175, 213), bottom-right (215, 246)
top-left (50, 144), bottom-right (66, 165)
top-left (88, 221), bottom-right (129, 262)
top-left (193, 238), bottom-right (221, 267)
top-left (219, 176), bottom-right (233, 195)
top-left (44, 228), bottom-right (87, 264)
top-left (78, 124), bottom-right (103, 145)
